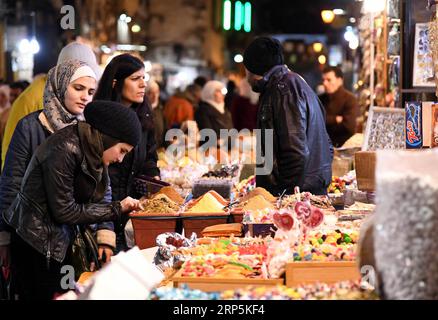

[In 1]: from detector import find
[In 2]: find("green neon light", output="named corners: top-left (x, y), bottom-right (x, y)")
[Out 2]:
top-left (244, 2), bottom-right (252, 32)
top-left (235, 1), bottom-right (243, 31)
top-left (223, 0), bottom-right (231, 30)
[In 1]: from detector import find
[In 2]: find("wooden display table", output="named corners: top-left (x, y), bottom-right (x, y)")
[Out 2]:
top-left (285, 261), bottom-right (361, 287)
top-left (172, 269), bottom-right (284, 292)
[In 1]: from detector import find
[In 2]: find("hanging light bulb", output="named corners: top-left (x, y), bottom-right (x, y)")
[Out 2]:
top-left (321, 10), bottom-right (335, 24)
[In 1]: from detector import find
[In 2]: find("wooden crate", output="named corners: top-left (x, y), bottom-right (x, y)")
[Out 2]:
top-left (182, 216), bottom-right (230, 238)
top-left (131, 218), bottom-right (178, 249)
top-left (172, 269), bottom-right (284, 292)
top-left (354, 151), bottom-right (376, 192)
top-left (285, 261), bottom-right (361, 287)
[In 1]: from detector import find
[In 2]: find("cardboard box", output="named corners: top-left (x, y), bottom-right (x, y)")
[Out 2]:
top-left (354, 151), bottom-right (376, 192)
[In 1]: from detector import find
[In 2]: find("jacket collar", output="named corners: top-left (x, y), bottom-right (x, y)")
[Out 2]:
top-left (38, 111), bottom-right (55, 134)
top-left (256, 64), bottom-right (290, 93)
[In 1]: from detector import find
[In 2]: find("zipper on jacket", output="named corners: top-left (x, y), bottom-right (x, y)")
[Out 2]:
top-left (19, 192), bottom-right (53, 269)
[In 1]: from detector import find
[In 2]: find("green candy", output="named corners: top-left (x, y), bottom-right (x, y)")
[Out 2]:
top-left (318, 238), bottom-right (324, 245)
top-left (344, 236), bottom-right (352, 244)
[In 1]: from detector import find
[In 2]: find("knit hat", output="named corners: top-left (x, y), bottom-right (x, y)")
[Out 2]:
top-left (84, 100), bottom-right (142, 147)
top-left (58, 42), bottom-right (103, 80)
top-left (243, 37), bottom-right (284, 76)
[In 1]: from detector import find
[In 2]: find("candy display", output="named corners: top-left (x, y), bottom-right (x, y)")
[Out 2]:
top-left (180, 254), bottom-right (264, 279)
top-left (154, 233), bottom-right (197, 270)
top-left (327, 176), bottom-right (347, 194)
top-left (291, 243), bottom-right (356, 262)
top-left (235, 175), bottom-right (256, 197)
top-left (281, 192), bottom-right (334, 211)
top-left (221, 281), bottom-right (378, 300)
top-left (149, 284), bottom-right (220, 300)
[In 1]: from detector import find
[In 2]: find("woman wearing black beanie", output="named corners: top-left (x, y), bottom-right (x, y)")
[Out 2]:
top-left (2, 101), bottom-right (141, 300)
top-left (94, 54), bottom-right (160, 251)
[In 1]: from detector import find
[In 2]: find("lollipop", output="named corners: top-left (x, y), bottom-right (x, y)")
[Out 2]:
top-left (273, 209), bottom-right (295, 231)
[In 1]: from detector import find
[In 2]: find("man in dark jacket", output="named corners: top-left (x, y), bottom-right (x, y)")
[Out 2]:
top-left (319, 66), bottom-right (359, 147)
top-left (243, 37), bottom-right (333, 196)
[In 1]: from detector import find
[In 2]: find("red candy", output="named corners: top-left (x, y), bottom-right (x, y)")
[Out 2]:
top-left (304, 207), bottom-right (324, 228)
top-left (294, 201), bottom-right (311, 219)
top-left (273, 210), bottom-right (295, 231)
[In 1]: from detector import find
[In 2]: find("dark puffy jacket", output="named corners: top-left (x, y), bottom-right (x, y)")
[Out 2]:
top-left (256, 65), bottom-right (333, 196)
top-left (108, 107), bottom-right (160, 202)
top-left (0, 111), bottom-right (113, 235)
top-left (2, 124), bottom-right (122, 263)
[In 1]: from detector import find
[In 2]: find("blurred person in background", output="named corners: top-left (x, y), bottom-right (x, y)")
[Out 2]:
top-left (0, 85), bottom-right (10, 112)
top-left (163, 84), bottom-right (200, 129)
top-left (230, 78), bottom-right (259, 131)
top-left (319, 66), bottom-right (359, 147)
top-left (193, 75), bottom-right (208, 88)
top-left (195, 80), bottom-right (233, 152)
top-left (94, 53), bottom-right (160, 252)
top-left (0, 81), bottom-right (30, 169)
top-left (224, 80), bottom-right (237, 111)
top-left (146, 79), bottom-right (167, 149)
top-left (1, 42), bottom-right (102, 171)
top-left (9, 81), bottom-right (30, 105)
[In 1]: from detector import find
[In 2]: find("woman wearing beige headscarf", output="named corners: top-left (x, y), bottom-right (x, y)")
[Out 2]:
top-left (195, 80), bottom-right (233, 148)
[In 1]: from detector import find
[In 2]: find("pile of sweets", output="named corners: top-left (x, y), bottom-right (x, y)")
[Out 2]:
top-left (327, 176), bottom-right (347, 194)
top-left (159, 157), bottom-right (209, 191)
top-left (235, 175), bottom-right (256, 197)
top-left (149, 284), bottom-right (220, 300)
top-left (180, 254), bottom-right (265, 279)
top-left (242, 208), bottom-right (273, 224)
top-left (291, 243), bottom-right (356, 261)
top-left (221, 281), bottom-right (378, 300)
top-left (186, 238), bottom-right (268, 258)
top-left (306, 229), bottom-right (359, 246)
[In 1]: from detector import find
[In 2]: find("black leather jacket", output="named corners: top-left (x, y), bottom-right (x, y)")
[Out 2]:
top-left (2, 124), bottom-right (122, 263)
top-left (0, 111), bottom-right (113, 235)
top-left (255, 65), bottom-right (333, 196)
top-left (109, 107), bottom-right (160, 202)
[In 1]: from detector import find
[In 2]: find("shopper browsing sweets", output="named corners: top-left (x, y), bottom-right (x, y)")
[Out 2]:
top-left (243, 36), bottom-right (333, 196)
top-left (0, 60), bottom-right (116, 280)
top-left (2, 101), bottom-right (141, 300)
top-left (94, 54), bottom-right (160, 251)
